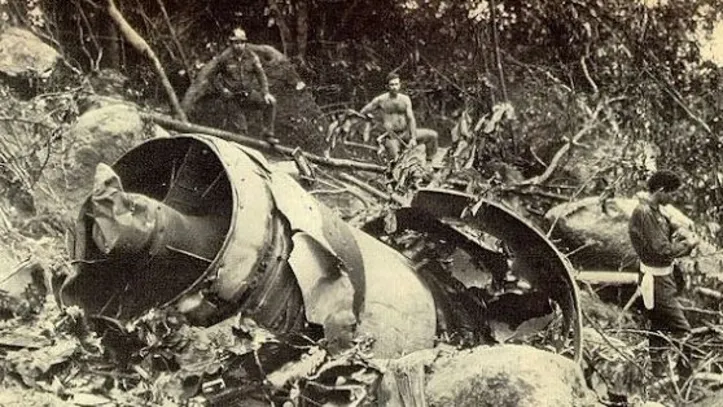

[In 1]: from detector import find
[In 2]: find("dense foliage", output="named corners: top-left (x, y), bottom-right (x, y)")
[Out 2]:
top-left (4, 0), bottom-right (723, 226)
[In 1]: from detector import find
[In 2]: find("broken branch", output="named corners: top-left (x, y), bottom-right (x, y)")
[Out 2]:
top-left (693, 286), bottom-right (723, 300)
top-left (155, 0), bottom-right (191, 75)
top-left (336, 172), bottom-right (408, 206)
top-left (267, 0), bottom-right (292, 56)
top-left (516, 99), bottom-right (606, 186)
top-left (575, 271), bottom-right (638, 286)
top-left (104, 0), bottom-right (187, 122)
top-left (141, 112), bottom-right (386, 174)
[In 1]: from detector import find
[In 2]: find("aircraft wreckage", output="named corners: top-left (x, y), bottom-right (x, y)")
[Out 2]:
top-left (61, 135), bottom-right (583, 361)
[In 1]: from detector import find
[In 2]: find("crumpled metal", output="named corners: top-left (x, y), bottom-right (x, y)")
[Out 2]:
top-left (60, 134), bottom-right (582, 361)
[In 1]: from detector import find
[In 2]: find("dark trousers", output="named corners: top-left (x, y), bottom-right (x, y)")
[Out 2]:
top-left (645, 273), bottom-right (692, 377)
top-left (231, 90), bottom-right (277, 134)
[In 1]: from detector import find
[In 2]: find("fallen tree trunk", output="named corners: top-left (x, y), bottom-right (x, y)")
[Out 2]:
top-left (694, 286), bottom-right (723, 300)
top-left (180, 47), bottom-right (233, 113)
top-left (141, 112), bottom-right (386, 173)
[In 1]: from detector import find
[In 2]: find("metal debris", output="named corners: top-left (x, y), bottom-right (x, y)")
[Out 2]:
top-left (60, 135), bottom-right (581, 367)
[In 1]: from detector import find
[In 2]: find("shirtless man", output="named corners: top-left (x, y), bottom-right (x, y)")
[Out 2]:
top-left (360, 73), bottom-right (438, 161)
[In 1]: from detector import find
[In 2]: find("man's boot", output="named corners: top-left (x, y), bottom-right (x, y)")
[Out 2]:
top-left (262, 128), bottom-right (279, 145)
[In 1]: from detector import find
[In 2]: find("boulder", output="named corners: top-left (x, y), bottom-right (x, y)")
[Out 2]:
top-left (545, 195), bottom-right (716, 272)
top-left (378, 345), bottom-right (601, 407)
top-left (690, 390), bottom-right (723, 407)
top-left (37, 103), bottom-right (167, 216)
top-left (426, 345), bottom-right (599, 407)
top-left (0, 28), bottom-right (60, 78)
top-left (546, 196), bottom-right (639, 271)
top-left (0, 389), bottom-right (76, 407)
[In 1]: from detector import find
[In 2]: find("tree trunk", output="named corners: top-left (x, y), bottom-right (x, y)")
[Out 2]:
top-left (268, 0), bottom-right (293, 56)
top-left (103, 20), bottom-right (121, 70)
top-left (104, 0), bottom-right (187, 122)
top-left (156, 0), bottom-right (191, 75)
top-left (142, 112), bottom-right (387, 174)
top-left (180, 43), bottom-right (286, 115)
top-left (296, 0), bottom-right (309, 61)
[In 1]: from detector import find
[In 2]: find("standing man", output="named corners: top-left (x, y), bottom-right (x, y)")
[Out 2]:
top-left (215, 27), bottom-right (278, 144)
top-left (360, 72), bottom-right (438, 161)
top-left (628, 170), bottom-right (698, 377)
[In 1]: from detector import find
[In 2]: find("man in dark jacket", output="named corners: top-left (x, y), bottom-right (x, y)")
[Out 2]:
top-left (215, 27), bottom-right (278, 144)
top-left (628, 170), bottom-right (698, 377)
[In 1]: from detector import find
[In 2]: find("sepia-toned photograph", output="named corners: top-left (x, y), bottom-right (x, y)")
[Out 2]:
top-left (0, 0), bottom-right (722, 405)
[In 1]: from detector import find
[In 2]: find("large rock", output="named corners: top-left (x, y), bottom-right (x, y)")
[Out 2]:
top-left (379, 345), bottom-right (600, 407)
top-left (545, 195), bottom-right (716, 272)
top-left (37, 103), bottom-right (168, 217)
top-left (426, 345), bottom-right (599, 407)
top-left (0, 28), bottom-right (59, 78)
top-left (546, 197), bottom-right (639, 271)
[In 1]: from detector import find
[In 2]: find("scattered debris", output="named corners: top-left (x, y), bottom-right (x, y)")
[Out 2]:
top-left (0, 258), bottom-right (47, 320)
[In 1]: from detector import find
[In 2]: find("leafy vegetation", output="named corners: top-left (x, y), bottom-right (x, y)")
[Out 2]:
top-left (11, 0), bottom-right (719, 224)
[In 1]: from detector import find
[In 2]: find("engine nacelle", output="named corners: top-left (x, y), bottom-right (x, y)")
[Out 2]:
top-left (61, 135), bottom-right (581, 360)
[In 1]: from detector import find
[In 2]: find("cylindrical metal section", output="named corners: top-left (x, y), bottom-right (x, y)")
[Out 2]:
top-left (352, 230), bottom-right (437, 357)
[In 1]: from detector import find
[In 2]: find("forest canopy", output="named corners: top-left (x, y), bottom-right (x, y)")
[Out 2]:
top-left (3, 0), bottom-right (723, 226)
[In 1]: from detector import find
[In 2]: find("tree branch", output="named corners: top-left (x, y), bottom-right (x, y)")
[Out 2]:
top-left (104, 0), bottom-right (187, 122)
top-left (155, 0), bottom-right (191, 74)
top-left (268, 0), bottom-right (293, 56)
top-left (516, 99), bottom-right (608, 186)
top-left (642, 52), bottom-right (712, 135)
top-left (141, 112), bottom-right (386, 174)
top-left (490, 0), bottom-right (508, 102)
top-left (295, 0), bottom-right (309, 61)
top-left (337, 172), bottom-right (408, 206)
top-left (181, 47), bottom-right (233, 113)
top-left (581, 44), bottom-right (598, 94)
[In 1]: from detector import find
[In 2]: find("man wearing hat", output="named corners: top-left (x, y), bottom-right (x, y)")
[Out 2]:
top-left (215, 27), bottom-right (278, 143)
top-left (628, 169), bottom-right (698, 377)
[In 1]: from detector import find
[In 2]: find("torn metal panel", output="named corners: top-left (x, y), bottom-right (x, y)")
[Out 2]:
top-left (409, 188), bottom-right (583, 361)
top-left (352, 230), bottom-right (437, 356)
top-left (268, 171), bottom-right (366, 317)
top-left (288, 232), bottom-right (355, 326)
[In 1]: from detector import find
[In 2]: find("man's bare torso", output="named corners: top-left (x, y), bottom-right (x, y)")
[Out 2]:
top-left (376, 92), bottom-right (411, 134)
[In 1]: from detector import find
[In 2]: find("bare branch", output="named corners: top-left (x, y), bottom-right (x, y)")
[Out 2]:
top-left (516, 100), bottom-right (606, 187)
top-left (81, 0), bottom-right (100, 8)
top-left (104, 0), bottom-right (187, 122)
top-left (642, 52), bottom-right (712, 135)
top-left (580, 43), bottom-right (598, 94)
top-left (155, 0), bottom-right (191, 74)
top-left (268, 0), bottom-right (292, 56)
top-left (142, 112), bottom-right (387, 174)
top-left (490, 0), bottom-right (508, 102)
